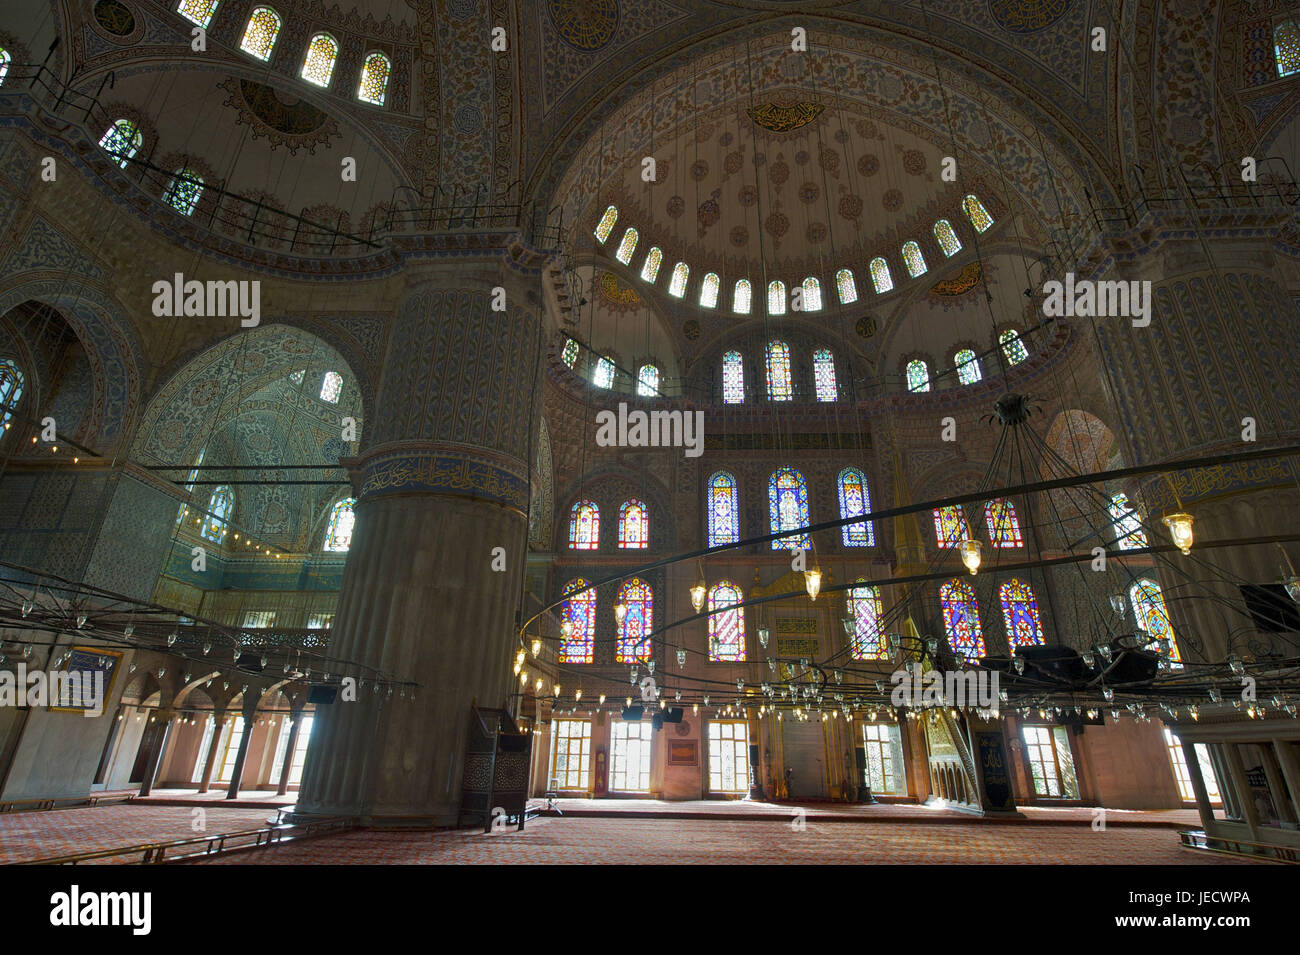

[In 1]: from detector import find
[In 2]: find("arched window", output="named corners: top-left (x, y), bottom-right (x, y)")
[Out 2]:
top-left (0, 358), bottom-right (25, 433)
top-left (668, 262), bottom-right (690, 298)
top-left (568, 500), bottom-right (599, 550)
top-left (616, 578), bottom-right (653, 663)
top-left (999, 579), bottom-right (1044, 648)
top-left (836, 268), bottom-right (858, 304)
top-left (707, 581), bottom-right (746, 662)
top-left (955, 348), bottom-right (982, 385)
top-left (1131, 578), bottom-right (1182, 666)
top-left (812, 348), bottom-right (837, 402)
top-left (357, 51), bottom-right (391, 105)
top-left (906, 359), bottom-right (930, 394)
top-left (963, 194), bottom-right (993, 233)
top-left (848, 581), bottom-right (885, 660)
top-left (901, 241), bottom-right (928, 278)
top-left (1109, 493), bottom-right (1147, 550)
top-left (640, 247), bottom-right (662, 283)
top-left (593, 205), bottom-right (618, 243)
top-left (202, 485), bottom-right (234, 543)
top-left (323, 497), bottom-right (356, 551)
top-left (636, 363), bottom-right (659, 397)
top-left (0, 47), bottom-right (8, 87)
top-left (733, 279), bottom-right (752, 315)
top-left (933, 505), bottom-right (969, 548)
top-left (301, 33), bottom-right (339, 87)
top-left (164, 167), bottom-right (204, 216)
top-left (985, 499), bottom-right (1023, 547)
top-left (99, 119), bottom-right (142, 169)
top-left (768, 280), bottom-right (787, 316)
top-left (320, 371), bottom-right (342, 403)
top-left (240, 6), bottom-right (281, 60)
top-left (700, 272), bottom-right (720, 308)
top-left (769, 468), bottom-right (810, 550)
top-left (618, 499), bottom-right (648, 549)
top-left (722, 350), bottom-right (744, 404)
top-left (934, 219), bottom-right (962, 257)
top-left (1000, 329), bottom-right (1028, 365)
top-left (869, 257), bottom-right (893, 294)
top-left (838, 467), bottom-right (874, 546)
top-left (940, 579), bottom-right (985, 660)
top-left (177, 0), bottom-right (219, 28)
top-left (561, 337), bottom-right (579, 368)
top-left (176, 448), bottom-right (205, 522)
top-left (1275, 21), bottom-right (1300, 77)
top-left (614, 227), bottom-right (638, 265)
top-left (560, 579), bottom-right (596, 663)
top-left (707, 471), bottom-right (740, 547)
top-left (800, 276), bottom-right (822, 312)
top-left (592, 356), bottom-right (615, 389)
top-left (766, 341), bottom-right (792, 401)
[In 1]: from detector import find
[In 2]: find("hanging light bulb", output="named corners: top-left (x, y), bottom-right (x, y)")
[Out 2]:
top-left (703, 694), bottom-right (710, 706)
top-left (690, 581), bottom-right (706, 614)
top-left (531, 637), bottom-right (542, 657)
top-left (519, 670), bottom-right (528, 687)
top-left (647, 659), bottom-right (655, 673)
top-left (758, 627), bottom-right (769, 649)
top-left (1285, 577), bottom-right (1300, 605)
top-left (574, 689), bottom-right (582, 702)
top-left (123, 623), bottom-right (134, 638)
top-left (21, 600), bottom-right (32, 618)
top-left (75, 612), bottom-right (88, 629)
top-left (676, 648), bottom-right (687, 666)
top-left (167, 631), bottom-right (178, 646)
top-left (1109, 594), bottom-right (1126, 617)
top-left (804, 566), bottom-right (822, 601)
top-left (1162, 512), bottom-right (1194, 555)
top-left (959, 539), bottom-right (982, 575)
top-left (598, 694), bottom-right (606, 705)
top-left (841, 616), bottom-right (853, 635)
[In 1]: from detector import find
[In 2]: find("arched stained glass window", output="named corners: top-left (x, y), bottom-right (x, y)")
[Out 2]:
top-left (707, 471), bottom-right (740, 547)
top-left (240, 6), bottom-right (281, 60)
top-left (301, 33), bottom-right (339, 87)
top-left (357, 51), bottom-right (390, 105)
top-left (766, 341), bottom-right (792, 401)
top-left (955, 349), bottom-right (982, 385)
top-left (614, 228), bottom-right (638, 265)
top-left (640, 247), bottom-right (662, 282)
top-left (768, 280), bottom-right (787, 316)
top-left (593, 205), bottom-right (618, 243)
top-left (177, 0), bottom-right (220, 28)
top-left (1131, 578), bottom-right (1182, 666)
top-left (616, 578), bottom-right (653, 663)
top-left (560, 579), bottom-right (595, 663)
top-left (1, 358), bottom-right (26, 433)
top-left (1110, 493), bottom-right (1147, 550)
top-left (906, 359), bottom-right (930, 393)
top-left (849, 580), bottom-right (885, 660)
top-left (985, 499), bottom-right (1023, 547)
top-left (593, 356), bottom-right (615, 389)
top-left (177, 448), bottom-right (205, 523)
top-left (99, 119), bottom-right (142, 169)
top-left (813, 348), bottom-right (837, 402)
top-left (1274, 21), bottom-right (1300, 77)
top-left (769, 468), bottom-right (810, 550)
top-left (869, 257), bottom-right (893, 294)
top-left (1000, 329), bottom-right (1028, 365)
top-left (901, 241), bottom-right (928, 278)
top-left (940, 579), bottom-right (985, 660)
top-left (568, 500), bottom-right (599, 550)
top-left (722, 350), bottom-right (744, 404)
top-left (320, 371), bottom-right (342, 403)
top-left (636, 364), bottom-right (659, 397)
top-left (934, 219), bottom-right (962, 257)
top-left (836, 268), bottom-right (858, 304)
top-left (733, 279), bottom-right (752, 315)
top-left (800, 277), bottom-right (822, 312)
top-left (561, 337), bottom-right (579, 368)
top-left (707, 581), bottom-right (746, 663)
top-left (963, 194), bottom-right (993, 233)
top-left (838, 467), bottom-right (874, 547)
top-left (933, 505), bottom-right (969, 548)
top-left (323, 497), bottom-right (356, 551)
top-left (700, 272), bottom-right (720, 308)
top-left (164, 167), bottom-right (204, 216)
top-left (202, 485), bottom-right (234, 543)
top-left (618, 499), bottom-right (648, 549)
top-left (999, 579), bottom-right (1044, 648)
top-left (668, 262), bottom-right (689, 298)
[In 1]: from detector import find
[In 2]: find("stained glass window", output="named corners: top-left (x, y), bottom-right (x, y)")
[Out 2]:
top-left (722, 350), bottom-right (744, 404)
top-left (955, 349), bottom-right (982, 385)
top-left (768, 280), bottom-right (786, 316)
top-left (202, 485), bottom-right (234, 543)
top-left (813, 348), bottom-right (837, 402)
top-left (593, 205), bottom-right (618, 243)
top-left (933, 505), bottom-right (969, 548)
top-left (561, 338), bottom-right (579, 368)
top-left (560, 579), bottom-right (595, 664)
top-left (99, 119), bottom-right (142, 169)
top-left (616, 578), bottom-right (653, 663)
top-left (592, 356), bottom-right (615, 389)
top-left (240, 6), bottom-right (281, 61)
top-left (1131, 578), bottom-right (1182, 666)
top-left (1000, 329), bottom-right (1028, 365)
top-left (618, 499), bottom-right (648, 549)
top-left (766, 341), bottom-right (792, 401)
top-left (1274, 21), bottom-right (1300, 77)
top-left (934, 219), bottom-right (962, 257)
top-left (769, 468), bottom-right (810, 550)
top-left (614, 228), bottom-right (638, 264)
top-left (323, 497), bottom-right (356, 551)
top-left (177, 448), bottom-right (204, 523)
top-left (1110, 493), bottom-right (1147, 550)
top-left (801, 277), bottom-right (822, 312)
top-left (849, 580), bottom-right (886, 660)
top-left (985, 498), bottom-right (1023, 547)
top-left (902, 241), bottom-right (928, 278)
top-left (164, 168), bottom-right (204, 216)
top-left (320, 370), bottom-right (342, 403)
top-left (869, 257), bottom-right (893, 294)
top-left (838, 467), bottom-right (874, 546)
top-left (0, 358), bottom-right (25, 433)
top-left (636, 364), bottom-right (659, 397)
top-left (301, 33), bottom-right (338, 86)
top-left (836, 268), bottom-right (858, 304)
top-left (357, 52), bottom-right (390, 106)
top-left (940, 579), bottom-right (986, 660)
top-left (700, 272), bottom-right (720, 308)
top-left (640, 247), bottom-right (662, 282)
top-left (177, 0), bottom-right (220, 28)
top-left (999, 579), bottom-right (1044, 648)
top-left (668, 262), bottom-right (689, 298)
top-left (707, 471), bottom-right (740, 547)
top-left (568, 500), bottom-right (599, 550)
top-left (0, 48), bottom-right (7, 87)
top-left (906, 359), bottom-right (930, 393)
top-left (963, 194), bottom-right (993, 233)
top-left (707, 581), bottom-right (746, 662)
top-left (734, 279), bottom-right (752, 314)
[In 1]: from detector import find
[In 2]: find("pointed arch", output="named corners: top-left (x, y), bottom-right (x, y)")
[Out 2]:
top-left (769, 468), bottom-right (810, 549)
top-left (849, 580), bottom-right (885, 660)
top-left (985, 498), bottom-right (1023, 547)
top-left (568, 500), bottom-right (599, 549)
top-left (940, 579), bottom-right (985, 660)
top-left (707, 581), bottom-right (746, 662)
top-left (561, 579), bottom-right (596, 663)
top-left (618, 499), bottom-right (649, 549)
top-left (838, 467), bottom-right (874, 546)
top-left (616, 578), bottom-right (653, 663)
top-left (706, 470), bottom-right (739, 547)
top-left (999, 579), bottom-right (1044, 648)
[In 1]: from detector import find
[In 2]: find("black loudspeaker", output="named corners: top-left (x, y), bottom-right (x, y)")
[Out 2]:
top-left (855, 746), bottom-right (867, 771)
top-left (236, 652), bottom-right (265, 673)
top-left (663, 707), bottom-right (683, 723)
top-left (652, 714), bottom-right (664, 731)
top-left (621, 705), bottom-right (644, 720)
top-left (307, 685), bottom-right (337, 704)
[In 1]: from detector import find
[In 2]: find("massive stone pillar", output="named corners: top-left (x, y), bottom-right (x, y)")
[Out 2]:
top-left (294, 248), bottom-right (546, 825)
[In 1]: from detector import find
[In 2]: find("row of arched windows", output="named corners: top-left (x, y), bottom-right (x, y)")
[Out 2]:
top-left (905, 330), bottom-right (1029, 393)
top-left (721, 342), bottom-right (839, 403)
top-left (932, 501), bottom-right (1024, 548)
top-left (706, 467), bottom-right (874, 549)
top-left (568, 499), bottom-right (649, 550)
